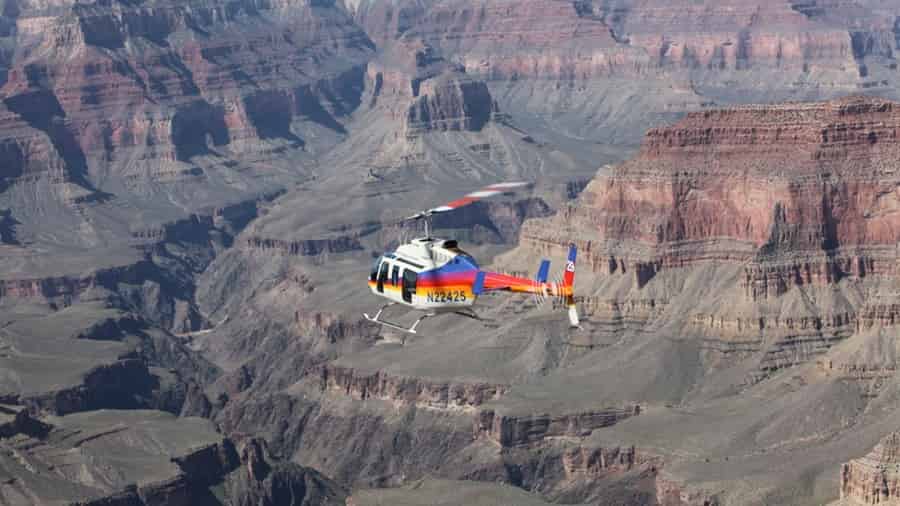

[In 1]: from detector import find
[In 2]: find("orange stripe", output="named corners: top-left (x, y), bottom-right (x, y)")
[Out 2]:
top-left (443, 196), bottom-right (478, 209)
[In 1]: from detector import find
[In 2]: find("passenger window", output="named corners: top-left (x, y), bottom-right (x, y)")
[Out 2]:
top-left (391, 265), bottom-right (400, 286)
top-left (370, 257), bottom-right (382, 282)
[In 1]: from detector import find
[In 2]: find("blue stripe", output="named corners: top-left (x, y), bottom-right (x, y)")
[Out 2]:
top-left (472, 271), bottom-right (486, 295)
top-left (536, 260), bottom-right (550, 283)
top-left (418, 255), bottom-right (480, 279)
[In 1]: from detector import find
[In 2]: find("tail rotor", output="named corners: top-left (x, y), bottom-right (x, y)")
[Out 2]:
top-left (528, 243), bottom-right (580, 328)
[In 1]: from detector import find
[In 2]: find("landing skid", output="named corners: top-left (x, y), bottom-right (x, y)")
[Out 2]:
top-left (453, 308), bottom-right (488, 322)
top-left (363, 303), bottom-right (435, 335)
top-left (363, 304), bottom-right (491, 337)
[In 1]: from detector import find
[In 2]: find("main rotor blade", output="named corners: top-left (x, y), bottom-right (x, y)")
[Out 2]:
top-left (406, 182), bottom-right (531, 221)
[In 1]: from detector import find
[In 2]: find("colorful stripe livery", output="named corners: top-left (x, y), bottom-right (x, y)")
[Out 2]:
top-left (369, 245), bottom-right (575, 311)
top-left (415, 255), bottom-right (479, 306)
top-left (416, 256), bottom-right (572, 298)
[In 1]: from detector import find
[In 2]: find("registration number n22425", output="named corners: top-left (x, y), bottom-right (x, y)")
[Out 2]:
top-left (425, 290), bottom-right (468, 303)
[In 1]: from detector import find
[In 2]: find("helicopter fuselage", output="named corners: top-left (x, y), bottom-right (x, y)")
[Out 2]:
top-left (368, 237), bottom-right (479, 312)
top-left (365, 237), bottom-right (579, 333)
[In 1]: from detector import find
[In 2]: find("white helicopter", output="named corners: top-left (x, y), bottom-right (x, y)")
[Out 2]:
top-left (365, 182), bottom-right (579, 334)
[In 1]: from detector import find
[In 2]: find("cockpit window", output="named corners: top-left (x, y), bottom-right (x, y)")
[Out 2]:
top-left (370, 257), bottom-right (382, 282)
top-left (376, 261), bottom-right (389, 293)
top-left (446, 245), bottom-right (474, 259)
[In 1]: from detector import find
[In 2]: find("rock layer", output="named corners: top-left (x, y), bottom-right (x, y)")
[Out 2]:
top-left (840, 432), bottom-right (900, 505)
top-left (490, 95), bottom-right (900, 504)
top-left (521, 96), bottom-right (900, 348)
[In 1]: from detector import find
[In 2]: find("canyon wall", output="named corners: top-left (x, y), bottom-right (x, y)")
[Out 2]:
top-left (347, 0), bottom-right (900, 149)
top-left (392, 0), bottom-right (892, 82)
top-left (840, 432), bottom-right (900, 504)
top-left (521, 95), bottom-right (900, 326)
top-left (2, 0), bottom-right (374, 179)
top-left (495, 94), bottom-right (900, 504)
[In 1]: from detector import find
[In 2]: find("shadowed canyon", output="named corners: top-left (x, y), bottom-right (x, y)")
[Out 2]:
top-left (2, 0), bottom-right (900, 504)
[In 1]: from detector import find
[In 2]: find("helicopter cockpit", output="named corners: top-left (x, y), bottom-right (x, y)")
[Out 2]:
top-left (369, 253), bottom-right (420, 304)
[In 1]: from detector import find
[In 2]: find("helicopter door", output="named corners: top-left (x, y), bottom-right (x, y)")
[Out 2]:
top-left (376, 261), bottom-right (390, 293)
top-left (402, 269), bottom-right (417, 303)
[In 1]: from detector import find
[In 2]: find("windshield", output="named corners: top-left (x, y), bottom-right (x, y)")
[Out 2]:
top-left (370, 256), bottom-right (382, 282)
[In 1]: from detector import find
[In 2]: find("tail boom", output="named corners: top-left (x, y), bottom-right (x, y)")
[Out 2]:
top-left (478, 243), bottom-right (579, 327)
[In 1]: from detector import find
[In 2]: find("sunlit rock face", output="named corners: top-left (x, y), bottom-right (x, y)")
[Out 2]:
top-left (0, 0), bottom-right (373, 197)
top-left (840, 432), bottom-right (900, 504)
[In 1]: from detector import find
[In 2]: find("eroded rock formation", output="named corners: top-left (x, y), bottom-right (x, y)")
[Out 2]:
top-left (840, 432), bottom-right (900, 505)
top-left (363, 38), bottom-right (497, 136)
top-left (517, 95), bottom-right (900, 378)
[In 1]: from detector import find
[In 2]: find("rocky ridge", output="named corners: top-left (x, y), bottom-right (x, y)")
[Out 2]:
top-left (839, 432), bottom-right (900, 505)
top-left (0, 0), bottom-right (374, 288)
top-left (518, 95), bottom-right (900, 354)
top-left (350, 0), bottom-right (900, 149)
top-left (0, 407), bottom-right (344, 505)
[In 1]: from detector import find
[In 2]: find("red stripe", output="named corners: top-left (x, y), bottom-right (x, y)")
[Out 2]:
top-left (443, 196), bottom-right (479, 209)
top-left (483, 272), bottom-right (534, 290)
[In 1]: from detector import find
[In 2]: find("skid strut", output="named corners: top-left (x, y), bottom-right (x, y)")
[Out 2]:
top-left (453, 308), bottom-right (484, 321)
top-left (363, 303), bottom-right (436, 335)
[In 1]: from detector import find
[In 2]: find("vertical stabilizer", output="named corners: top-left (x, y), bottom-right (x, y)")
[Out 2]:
top-left (536, 259), bottom-right (551, 283)
top-left (564, 244), bottom-right (579, 327)
top-left (472, 271), bottom-right (486, 296)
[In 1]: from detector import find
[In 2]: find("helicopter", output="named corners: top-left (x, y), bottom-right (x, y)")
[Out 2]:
top-left (365, 182), bottom-right (579, 334)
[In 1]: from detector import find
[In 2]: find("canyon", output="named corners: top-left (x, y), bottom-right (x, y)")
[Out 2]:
top-left (197, 93), bottom-right (900, 505)
top-left (1, 0), bottom-right (900, 504)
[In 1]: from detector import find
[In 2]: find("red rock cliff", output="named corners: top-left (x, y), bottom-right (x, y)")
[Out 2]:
top-left (0, 0), bottom-right (374, 191)
top-left (840, 432), bottom-right (900, 504)
top-left (364, 38), bottom-right (497, 135)
top-left (509, 95), bottom-right (900, 382)
top-left (523, 96), bottom-right (900, 293)
top-left (360, 0), bottom-right (891, 82)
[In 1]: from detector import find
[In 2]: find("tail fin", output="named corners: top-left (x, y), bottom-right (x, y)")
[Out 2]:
top-left (536, 259), bottom-right (551, 283)
top-left (564, 243), bottom-right (579, 327)
top-left (472, 271), bottom-right (486, 296)
top-left (563, 243), bottom-right (576, 288)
